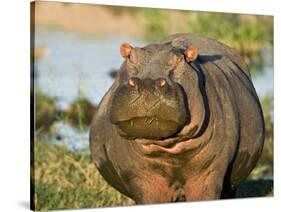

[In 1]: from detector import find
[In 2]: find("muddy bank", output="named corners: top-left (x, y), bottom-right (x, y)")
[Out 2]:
top-left (33, 1), bottom-right (141, 37)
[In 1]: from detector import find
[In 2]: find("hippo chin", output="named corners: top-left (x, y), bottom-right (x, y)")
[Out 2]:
top-left (90, 33), bottom-right (264, 204)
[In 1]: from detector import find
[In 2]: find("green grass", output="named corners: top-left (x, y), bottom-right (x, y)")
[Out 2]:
top-left (33, 141), bottom-right (133, 210)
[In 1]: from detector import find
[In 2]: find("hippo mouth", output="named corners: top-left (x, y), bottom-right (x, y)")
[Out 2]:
top-left (114, 116), bottom-right (183, 140)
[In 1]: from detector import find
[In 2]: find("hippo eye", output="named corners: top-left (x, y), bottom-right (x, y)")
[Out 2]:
top-left (168, 53), bottom-right (183, 67)
top-left (168, 58), bottom-right (186, 81)
top-left (127, 63), bottom-right (139, 75)
top-left (128, 51), bottom-right (138, 65)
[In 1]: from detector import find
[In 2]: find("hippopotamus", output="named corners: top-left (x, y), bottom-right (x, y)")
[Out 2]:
top-left (89, 33), bottom-right (265, 204)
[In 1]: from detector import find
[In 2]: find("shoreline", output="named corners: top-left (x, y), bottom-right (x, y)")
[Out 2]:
top-left (33, 1), bottom-right (142, 37)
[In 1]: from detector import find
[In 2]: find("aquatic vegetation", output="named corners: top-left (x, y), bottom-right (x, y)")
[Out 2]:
top-left (35, 91), bottom-right (58, 132)
top-left (62, 97), bottom-right (97, 130)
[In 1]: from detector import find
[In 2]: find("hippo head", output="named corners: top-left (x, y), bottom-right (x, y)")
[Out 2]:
top-left (109, 42), bottom-right (206, 141)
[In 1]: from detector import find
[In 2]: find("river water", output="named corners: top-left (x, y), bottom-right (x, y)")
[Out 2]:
top-left (34, 29), bottom-right (273, 152)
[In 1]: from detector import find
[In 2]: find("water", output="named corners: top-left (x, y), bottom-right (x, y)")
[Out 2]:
top-left (35, 29), bottom-right (144, 110)
top-left (50, 121), bottom-right (90, 152)
top-left (252, 66), bottom-right (273, 98)
top-left (34, 29), bottom-right (273, 152)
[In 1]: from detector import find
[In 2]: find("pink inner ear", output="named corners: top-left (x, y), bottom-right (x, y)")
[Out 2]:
top-left (120, 43), bottom-right (133, 58)
top-left (185, 47), bottom-right (198, 62)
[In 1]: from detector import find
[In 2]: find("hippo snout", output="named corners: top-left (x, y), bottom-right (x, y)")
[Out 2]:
top-left (127, 77), bottom-right (167, 91)
top-left (109, 77), bottom-right (187, 140)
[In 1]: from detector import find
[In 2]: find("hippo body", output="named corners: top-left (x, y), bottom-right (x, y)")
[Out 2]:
top-left (90, 33), bottom-right (264, 203)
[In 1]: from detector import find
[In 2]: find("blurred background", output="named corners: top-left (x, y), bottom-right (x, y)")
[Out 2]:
top-left (32, 1), bottom-right (273, 210)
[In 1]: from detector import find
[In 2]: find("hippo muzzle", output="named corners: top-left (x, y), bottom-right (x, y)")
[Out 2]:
top-left (109, 77), bottom-right (187, 140)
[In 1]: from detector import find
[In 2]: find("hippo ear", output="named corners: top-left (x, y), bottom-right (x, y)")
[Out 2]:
top-left (120, 43), bottom-right (134, 59)
top-left (184, 46), bottom-right (198, 62)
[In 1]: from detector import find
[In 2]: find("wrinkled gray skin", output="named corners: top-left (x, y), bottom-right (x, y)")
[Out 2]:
top-left (90, 33), bottom-right (265, 203)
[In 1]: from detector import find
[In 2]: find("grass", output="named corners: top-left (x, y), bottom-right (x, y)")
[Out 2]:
top-left (33, 141), bottom-right (134, 210)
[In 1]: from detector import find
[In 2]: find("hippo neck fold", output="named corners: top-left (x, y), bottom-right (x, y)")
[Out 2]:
top-left (129, 116), bottom-right (214, 157)
top-left (176, 61), bottom-right (209, 139)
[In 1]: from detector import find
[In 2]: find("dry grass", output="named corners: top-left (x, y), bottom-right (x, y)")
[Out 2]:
top-left (33, 141), bottom-right (134, 210)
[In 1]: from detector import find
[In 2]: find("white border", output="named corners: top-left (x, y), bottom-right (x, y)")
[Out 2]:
top-left (0, 0), bottom-right (279, 211)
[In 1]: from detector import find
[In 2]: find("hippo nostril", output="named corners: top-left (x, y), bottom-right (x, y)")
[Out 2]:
top-left (128, 78), bottom-right (137, 87)
top-left (159, 79), bottom-right (166, 87)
